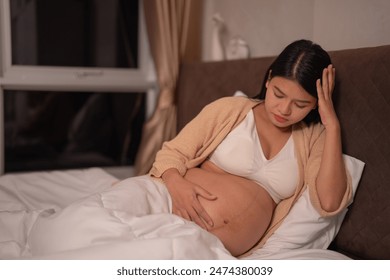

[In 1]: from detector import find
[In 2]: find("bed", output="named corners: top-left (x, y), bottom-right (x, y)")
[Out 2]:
top-left (1, 44), bottom-right (389, 260)
top-left (0, 159), bottom-right (362, 260)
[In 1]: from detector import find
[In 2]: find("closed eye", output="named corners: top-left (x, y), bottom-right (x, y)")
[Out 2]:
top-left (273, 89), bottom-right (284, 98)
top-left (295, 103), bottom-right (307, 109)
top-left (274, 92), bottom-right (284, 98)
top-left (273, 85), bottom-right (314, 108)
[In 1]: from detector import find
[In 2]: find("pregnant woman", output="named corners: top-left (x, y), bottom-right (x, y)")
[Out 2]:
top-left (150, 39), bottom-right (352, 256)
top-left (29, 40), bottom-right (352, 258)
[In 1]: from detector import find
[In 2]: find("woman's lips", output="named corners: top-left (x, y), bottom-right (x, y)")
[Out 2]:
top-left (273, 114), bottom-right (288, 123)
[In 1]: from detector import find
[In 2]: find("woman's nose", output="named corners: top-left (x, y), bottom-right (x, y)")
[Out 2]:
top-left (279, 101), bottom-right (292, 115)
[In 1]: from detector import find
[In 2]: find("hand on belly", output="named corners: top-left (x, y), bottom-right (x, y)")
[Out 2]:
top-left (184, 166), bottom-right (275, 256)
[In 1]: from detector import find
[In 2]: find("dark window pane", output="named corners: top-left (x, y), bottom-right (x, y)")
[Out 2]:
top-left (4, 90), bottom-right (145, 172)
top-left (10, 0), bottom-right (139, 68)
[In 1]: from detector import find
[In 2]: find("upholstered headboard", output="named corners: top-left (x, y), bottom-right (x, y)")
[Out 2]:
top-left (175, 45), bottom-right (390, 259)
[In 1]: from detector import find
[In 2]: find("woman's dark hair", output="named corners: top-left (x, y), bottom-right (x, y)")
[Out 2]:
top-left (254, 39), bottom-right (332, 124)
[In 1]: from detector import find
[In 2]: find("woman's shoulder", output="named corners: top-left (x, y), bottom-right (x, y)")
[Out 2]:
top-left (205, 96), bottom-right (261, 111)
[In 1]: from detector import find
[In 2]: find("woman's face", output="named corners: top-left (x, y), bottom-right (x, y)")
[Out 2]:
top-left (264, 76), bottom-right (317, 128)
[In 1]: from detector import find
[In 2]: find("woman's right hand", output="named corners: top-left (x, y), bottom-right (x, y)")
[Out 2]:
top-left (162, 168), bottom-right (217, 230)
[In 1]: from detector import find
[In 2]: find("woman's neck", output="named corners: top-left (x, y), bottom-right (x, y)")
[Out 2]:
top-left (255, 103), bottom-right (292, 134)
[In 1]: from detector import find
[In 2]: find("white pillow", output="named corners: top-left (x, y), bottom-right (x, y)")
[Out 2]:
top-left (259, 154), bottom-right (364, 252)
top-left (233, 90), bottom-right (248, 97)
top-left (232, 91), bottom-right (365, 252)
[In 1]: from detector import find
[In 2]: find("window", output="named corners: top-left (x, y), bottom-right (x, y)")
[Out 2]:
top-left (0, 0), bottom-right (156, 174)
top-left (4, 89), bottom-right (146, 173)
top-left (10, 0), bottom-right (140, 69)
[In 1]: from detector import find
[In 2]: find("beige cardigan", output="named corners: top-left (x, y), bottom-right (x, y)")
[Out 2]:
top-left (150, 96), bottom-right (352, 255)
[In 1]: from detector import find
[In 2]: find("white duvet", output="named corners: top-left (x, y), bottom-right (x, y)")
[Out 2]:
top-left (0, 169), bottom-right (234, 259)
top-left (0, 167), bottom-right (355, 260)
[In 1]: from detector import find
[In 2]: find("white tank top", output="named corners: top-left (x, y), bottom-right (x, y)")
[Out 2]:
top-left (208, 110), bottom-right (298, 203)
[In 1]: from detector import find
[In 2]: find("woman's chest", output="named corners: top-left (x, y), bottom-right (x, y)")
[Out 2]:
top-left (208, 110), bottom-right (299, 203)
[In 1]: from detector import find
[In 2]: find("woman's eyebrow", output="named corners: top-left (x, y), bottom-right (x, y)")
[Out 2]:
top-left (274, 85), bottom-right (313, 104)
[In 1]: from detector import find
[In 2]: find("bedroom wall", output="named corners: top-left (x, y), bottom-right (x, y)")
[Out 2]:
top-left (201, 0), bottom-right (390, 60)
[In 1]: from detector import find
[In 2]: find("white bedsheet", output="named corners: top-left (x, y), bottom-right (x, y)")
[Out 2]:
top-left (0, 168), bottom-right (349, 260)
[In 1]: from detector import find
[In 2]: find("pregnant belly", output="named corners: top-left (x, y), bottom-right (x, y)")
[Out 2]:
top-left (184, 166), bottom-right (276, 256)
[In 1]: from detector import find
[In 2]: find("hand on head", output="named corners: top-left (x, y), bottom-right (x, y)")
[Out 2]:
top-left (316, 64), bottom-right (340, 129)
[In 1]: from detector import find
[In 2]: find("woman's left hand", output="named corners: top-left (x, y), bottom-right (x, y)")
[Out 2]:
top-left (316, 64), bottom-right (340, 129)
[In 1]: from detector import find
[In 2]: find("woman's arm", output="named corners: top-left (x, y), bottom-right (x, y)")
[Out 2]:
top-left (152, 102), bottom-right (222, 229)
top-left (151, 98), bottom-right (241, 228)
top-left (151, 97), bottom-right (257, 228)
top-left (150, 97), bottom-right (243, 177)
top-left (315, 65), bottom-right (348, 211)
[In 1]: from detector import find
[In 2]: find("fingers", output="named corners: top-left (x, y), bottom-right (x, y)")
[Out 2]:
top-left (174, 202), bottom-right (211, 230)
top-left (192, 198), bottom-right (214, 228)
top-left (326, 64), bottom-right (335, 94)
top-left (318, 64), bottom-right (336, 100)
top-left (175, 207), bottom-right (191, 221)
top-left (321, 67), bottom-right (329, 98)
top-left (316, 78), bottom-right (324, 101)
top-left (196, 186), bottom-right (218, 201)
top-left (189, 187), bottom-right (216, 228)
top-left (194, 187), bottom-right (217, 227)
top-left (329, 66), bottom-right (336, 92)
top-left (171, 186), bottom-right (217, 230)
top-left (190, 203), bottom-right (211, 229)
top-left (317, 65), bottom-right (339, 127)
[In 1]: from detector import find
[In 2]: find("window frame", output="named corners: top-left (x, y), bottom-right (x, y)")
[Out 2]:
top-left (0, 0), bottom-right (157, 173)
